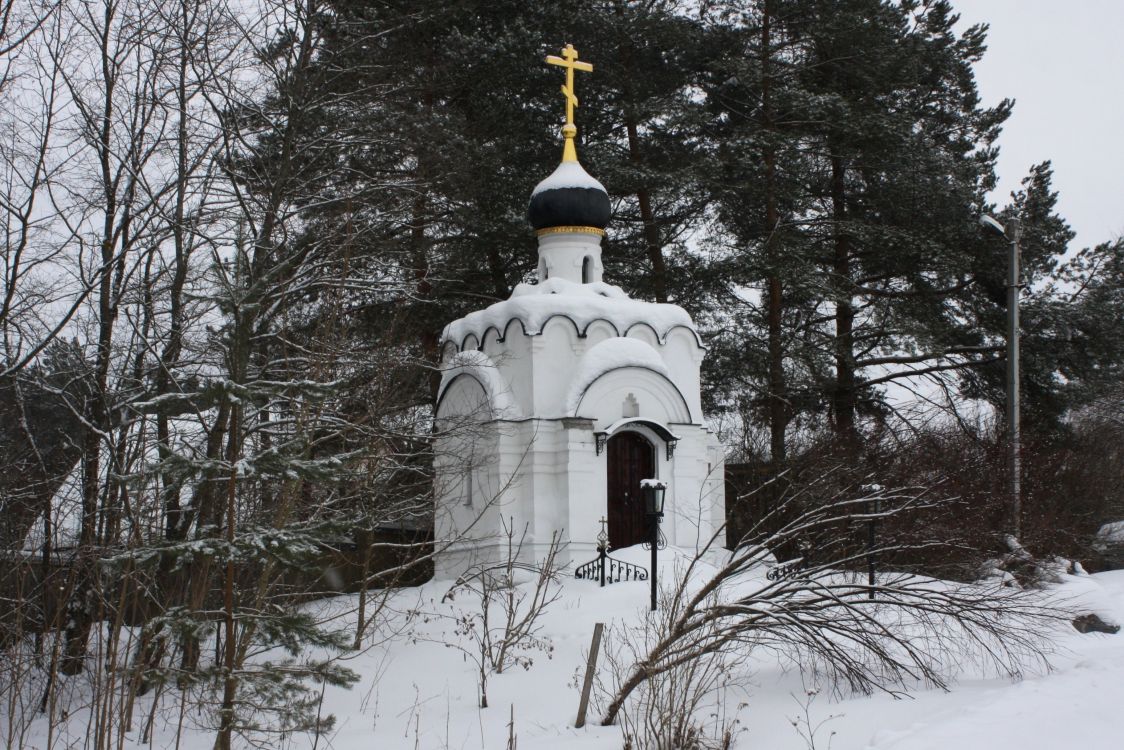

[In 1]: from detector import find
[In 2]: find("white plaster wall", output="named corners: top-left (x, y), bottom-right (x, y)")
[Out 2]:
top-left (704, 432), bottom-right (727, 549)
top-left (533, 319), bottom-right (581, 416)
top-left (537, 232), bottom-right (604, 284)
top-left (499, 324), bottom-right (533, 414)
top-left (662, 425), bottom-right (709, 548)
top-left (562, 420), bottom-right (601, 560)
top-left (433, 375), bottom-right (503, 578)
top-left (664, 327), bottom-right (704, 420)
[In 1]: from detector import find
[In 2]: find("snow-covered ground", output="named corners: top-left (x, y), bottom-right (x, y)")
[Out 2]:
top-left (310, 550), bottom-right (1124, 750)
top-left (13, 550), bottom-right (1124, 749)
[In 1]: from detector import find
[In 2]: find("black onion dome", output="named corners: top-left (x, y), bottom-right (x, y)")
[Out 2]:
top-left (528, 161), bottom-right (611, 231)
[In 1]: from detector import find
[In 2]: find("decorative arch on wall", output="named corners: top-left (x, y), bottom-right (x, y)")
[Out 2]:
top-left (627, 326), bottom-right (660, 351)
top-left (435, 373), bottom-right (489, 421)
top-left (481, 326), bottom-right (503, 352)
top-left (624, 321), bottom-right (705, 348)
top-left (623, 321), bottom-right (660, 347)
top-left (663, 325), bottom-right (703, 350)
top-left (569, 366), bottom-right (693, 424)
top-left (540, 314), bottom-right (584, 342)
top-left (583, 319), bottom-right (619, 345)
top-left (440, 340), bottom-right (459, 362)
top-left (443, 313), bottom-right (705, 352)
top-left (435, 350), bottom-right (520, 420)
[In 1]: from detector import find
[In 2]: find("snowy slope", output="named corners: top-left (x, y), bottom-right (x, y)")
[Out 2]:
top-left (288, 556), bottom-right (1124, 750)
top-left (322, 558), bottom-right (1124, 750)
top-left (14, 556), bottom-right (1124, 749)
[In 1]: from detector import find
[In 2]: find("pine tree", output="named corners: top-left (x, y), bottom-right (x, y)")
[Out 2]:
top-left (962, 163), bottom-right (1124, 429)
top-left (570, 0), bottom-right (713, 306)
top-left (252, 0), bottom-right (725, 410)
top-left (700, 0), bottom-right (827, 463)
top-left (705, 0), bottom-right (1013, 455)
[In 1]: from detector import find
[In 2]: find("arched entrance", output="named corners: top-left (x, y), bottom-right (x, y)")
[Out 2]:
top-left (606, 431), bottom-right (655, 549)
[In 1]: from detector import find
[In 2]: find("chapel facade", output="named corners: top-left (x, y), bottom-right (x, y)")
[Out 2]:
top-left (433, 45), bottom-right (724, 577)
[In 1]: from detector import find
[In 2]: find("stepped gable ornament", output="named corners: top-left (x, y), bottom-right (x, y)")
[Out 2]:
top-left (529, 44), bottom-right (611, 237)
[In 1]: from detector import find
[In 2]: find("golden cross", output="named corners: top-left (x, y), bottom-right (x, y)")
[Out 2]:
top-left (545, 44), bottom-right (593, 161)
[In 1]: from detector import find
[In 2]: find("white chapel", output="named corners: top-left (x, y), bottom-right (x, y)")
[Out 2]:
top-left (433, 44), bottom-right (725, 578)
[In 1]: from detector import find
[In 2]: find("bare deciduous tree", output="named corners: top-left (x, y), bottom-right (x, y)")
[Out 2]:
top-left (600, 580), bottom-right (746, 750)
top-left (601, 475), bottom-right (1064, 727)
top-left (436, 519), bottom-right (563, 708)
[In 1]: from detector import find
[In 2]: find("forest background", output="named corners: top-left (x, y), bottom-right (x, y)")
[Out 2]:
top-left (1, 0), bottom-right (1123, 747)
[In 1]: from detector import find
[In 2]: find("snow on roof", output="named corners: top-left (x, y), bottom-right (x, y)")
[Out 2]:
top-left (599, 416), bottom-right (681, 441)
top-left (565, 337), bottom-right (670, 414)
top-left (441, 277), bottom-right (699, 349)
top-left (530, 160), bottom-right (607, 196)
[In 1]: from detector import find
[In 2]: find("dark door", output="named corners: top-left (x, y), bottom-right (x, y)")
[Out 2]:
top-left (607, 431), bottom-right (655, 549)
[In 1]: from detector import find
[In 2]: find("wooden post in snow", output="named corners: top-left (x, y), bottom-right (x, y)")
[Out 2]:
top-left (574, 622), bottom-right (605, 728)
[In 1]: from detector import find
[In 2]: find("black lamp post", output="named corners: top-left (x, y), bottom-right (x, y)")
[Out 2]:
top-left (863, 483), bottom-right (882, 600)
top-left (642, 478), bottom-right (667, 612)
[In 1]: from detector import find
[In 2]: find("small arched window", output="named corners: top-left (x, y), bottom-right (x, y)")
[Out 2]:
top-left (582, 255), bottom-right (593, 284)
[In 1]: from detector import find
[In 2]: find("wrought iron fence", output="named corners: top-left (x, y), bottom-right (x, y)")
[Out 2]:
top-left (575, 544), bottom-right (648, 587)
top-left (766, 557), bottom-right (807, 581)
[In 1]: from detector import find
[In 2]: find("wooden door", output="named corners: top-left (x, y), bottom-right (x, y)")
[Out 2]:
top-left (606, 431), bottom-right (655, 549)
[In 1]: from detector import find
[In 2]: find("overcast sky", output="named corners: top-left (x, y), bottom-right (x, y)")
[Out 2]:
top-left (954, 0), bottom-right (1124, 251)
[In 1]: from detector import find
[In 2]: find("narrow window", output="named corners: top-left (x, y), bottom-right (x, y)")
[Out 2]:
top-left (582, 255), bottom-right (593, 283)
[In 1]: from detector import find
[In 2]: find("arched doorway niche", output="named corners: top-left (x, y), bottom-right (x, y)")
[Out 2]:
top-left (603, 418), bottom-right (677, 550)
top-left (605, 430), bottom-right (654, 549)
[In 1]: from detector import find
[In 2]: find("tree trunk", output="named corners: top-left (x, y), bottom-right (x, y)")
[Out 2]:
top-left (412, 63), bottom-right (440, 399)
top-left (410, 189), bottom-right (440, 400)
top-left (761, 1), bottom-right (787, 465)
top-left (63, 232), bottom-right (116, 675)
top-left (829, 152), bottom-right (858, 448)
top-left (615, 6), bottom-right (668, 304)
top-left (215, 404), bottom-right (241, 750)
top-left (625, 119), bottom-right (668, 303)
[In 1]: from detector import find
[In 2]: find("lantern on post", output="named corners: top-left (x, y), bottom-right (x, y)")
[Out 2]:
top-left (642, 479), bottom-right (667, 517)
top-left (641, 478), bottom-right (668, 611)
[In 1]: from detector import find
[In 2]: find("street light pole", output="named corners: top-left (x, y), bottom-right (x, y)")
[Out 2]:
top-left (981, 214), bottom-right (1022, 540)
top-left (1005, 218), bottom-right (1022, 540)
